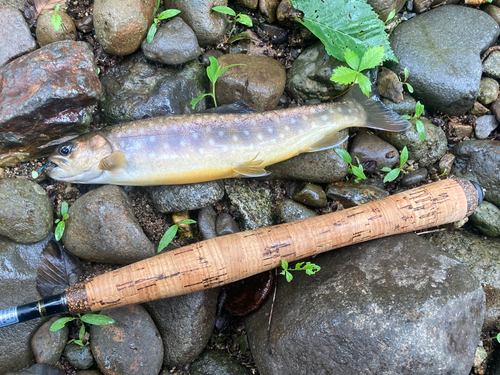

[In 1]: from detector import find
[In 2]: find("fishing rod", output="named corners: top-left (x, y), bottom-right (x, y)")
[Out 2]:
top-left (0, 178), bottom-right (483, 328)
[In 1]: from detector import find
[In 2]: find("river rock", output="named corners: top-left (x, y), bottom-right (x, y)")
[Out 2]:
top-left (326, 181), bottom-right (389, 207)
top-left (145, 289), bottom-right (219, 367)
top-left (276, 0), bottom-right (302, 22)
top-left (224, 179), bottom-right (273, 230)
top-left (267, 129), bottom-right (349, 182)
top-left (62, 185), bottom-right (155, 264)
top-left (389, 5), bottom-right (499, 116)
top-left (259, 0), bottom-right (280, 22)
top-left (245, 233), bottom-right (485, 375)
top-left (401, 167), bottom-right (428, 187)
top-left (478, 77), bottom-right (499, 105)
top-left (191, 350), bottom-right (252, 375)
top-left (382, 92), bottom-right (417, 116)
top-left (483, 51), bottom-right (500, 79)
top-left (93, 0), bottom-right (156, 56)
top-left (0, 179), bottom-right (52, 243)
top-left (63, 343), bottom-right (94, 370)
top-left (100, 53), bottom-right (207, 124)
top-left (287, 42), bottom-right (349, 101)
top-left (198, 206), bottom-right (218, 240)
top-left (0, 41), bottom-right (100, 166)
top-left (0, 7), bottom-right (36, 67)
top-left (90, 305), bottom-right (163, 375)
top-left (148, 181), bottom-right (224, 213)
top-left (482, 4), bottom-right (500, 27)
top-left (141, 17), bottom-right (202, 65)
top-left (216, 54), bottom-right (286, 111)
top-left (0, 236), bottom-right (52, 373)
top-left (379, 118), bottom-right (447, 166)
top-left (452, 140), bottom-right (500, 206)
top-left (31, 317), bottom-right (68, 365)
top-left (475, 115), bottom-right (498, 139)
top-left (75, 15), bottom-right (94, 33)
top-left (164, 0), bottom-right (228, 46)
top-left (276, 199), bottom-right (317, 223)
top-left (36, 9), bottom-right (77, 46)
top-left (216, 213), bottom-right (240, 236)
top-left (291, 183), bottom-right (327, 208)
top-left (5, 363), bottom-right (65, 375)
top-left (470, 201), bottom-right (500, 237)
top-left (376, 67), bottom-right (403, 102)
top-left (350, 130), bottom-right (399, 170)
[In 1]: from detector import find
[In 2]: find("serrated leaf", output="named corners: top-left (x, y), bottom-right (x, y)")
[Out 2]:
top-left (212, 5), bottom-right (236, 16)
top-left (383, 168), bottom-right (401, 183)
top-left (415, 101), bottom-right (424, 118)
top-left (55, 221), bottom-right (65, 241)
top-left (344, 49), bottom-right (360, 70)
top-left (51, 12), bottom-right (62, 31)
top-left (291, 0), bottom-right (396, 62)
top-left (206, 56), bottom-right (219, 83)
top-left (157, 9), bottom-right (181, 20)
top-left (237, 14), bottom-right (252, 27)
top-left (50, 317), bottom-right (74, 331)
top-left (81, 314), bottom-right (115, 326)
top-left (158, 225), bottom-right (178, 253)
top-left (331, 66), bottom-right (358, 85)
top-left (334, 148), bottom-right (352, 164)
top-left (357, 73), bottom-right (372, 97)
top-left (416, 120), bottom-right (426, 141)
top-left (359, 46), bottom-right (384, 71)
top-left (147, 23), bottom-right (157, 44)
top-left (400, 146), bottom-right (409, 166)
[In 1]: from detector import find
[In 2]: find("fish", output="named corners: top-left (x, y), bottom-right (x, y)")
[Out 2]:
top-left (46, 92), bottom-right (411, 186)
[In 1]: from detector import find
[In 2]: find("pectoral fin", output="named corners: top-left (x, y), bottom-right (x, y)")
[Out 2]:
top-left (304, 132), bottom-right (349, 153)
top-left (99, 150), bottom-right (127, 172)
top-left (233, 154), bottom-right (270, 177)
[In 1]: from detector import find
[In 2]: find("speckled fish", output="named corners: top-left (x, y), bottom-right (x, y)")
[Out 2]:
top-left (46, 93), bottom-right (411, 186)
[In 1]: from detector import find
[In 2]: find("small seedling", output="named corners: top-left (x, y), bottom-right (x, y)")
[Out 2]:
top-left (31, 171), bottom-right (39, 179)
top-left (334, 148), bottom-right (366, 183)
top-left (158, 219), bottom-right (196, 253)
top-left (191, 56), bottom-right (245, 108)
top-left (381, 146), bottom-right (408, 183)
top-left (330, 46), bottom-right (385, 97)
top-left (280, 260), bottom-right (321, 282)
top-left (51, 4), bottom-right (63, 31)
top-left (212, 6), bottom-right (252, 36)
top-left (54, 201), bottom-right (69, 241)
top-left (147, 8), bottom-right (181, 44)
top-left (50, 313), bottom-right (115, 346)
top-left (400, 67), bottom-right (413, 94)
top-left (403, 101), bottom-right (425, 141)
top-left (385, 9), bottom-right (396, 23)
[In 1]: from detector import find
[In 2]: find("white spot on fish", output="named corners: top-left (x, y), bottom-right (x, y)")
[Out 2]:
top-left (162, 126), bottom-right (167, 132)
top-left (192, 133), bottom-right (198, 140)
top-left (338, 107), bottom-right (343, 113)
top-left (173, 125), bottom-right (179, 131)
top-left (196, 118), bottom-right (203, 124)
top-left (127, 129), bottom-right (132, 135)
top-left (347, 108), bottom-right (352, 113)
top-left (267, 127), bottom-right (273, 134)
top-left (199, 148), bottom-right (205, 154)
top-left (209, 139), bottom-right (215, 146)
top-left (285, 125), bottom-right (290, 131)
top-left (149, 152), bottom-right (156, 158)
top-left (219, 131), bottom-right (225, 137)
top-left (252, 121), bottom-right (257, 126)
top-left (163, 143), bottom-right (169, 149)
top-left (232, 135), bottom-right (239, 142)
top-left (290, 119), bottom-right (296, 124)
top-left (329, 109), bottom-right (334, 114)
top-left (258, 133), bottom-right (264, 140)
top-left (139, 128), bottom-right (145, 134)
top-left (321, 115), bottom-right (328, 121)
top-left (183, 123), bottom-right (190, 128)
top-left (279, 133), bottom-right (285, 139)
top-left (206, 127), bottom-right (212, 133)
top-left (180, 140), bottom-right (186, 147)
top-left (243, 130), bottom-right (250, 136)
top-left (301, 115), bottom-right (308, 121)
top-left (222, 145), bottom-right (228, 152)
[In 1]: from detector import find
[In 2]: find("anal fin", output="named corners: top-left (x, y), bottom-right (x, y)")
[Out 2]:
top-left (304, 132), bottom-right (348, 153)
top-left (99, 150), bottom-right (127, 172)
top-left (233, 154), bottom-right (270, 178)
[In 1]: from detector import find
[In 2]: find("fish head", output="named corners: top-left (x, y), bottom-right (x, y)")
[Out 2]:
top-left (47, 133), bottom-right (113, 183)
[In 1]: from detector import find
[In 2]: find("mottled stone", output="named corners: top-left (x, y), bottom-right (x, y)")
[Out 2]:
top-left (478, 77), bottom-right (499, 105)
top-left (0, 41), bottom-right (100, 166)
top-left (31, 317), bottom-right (68, 365)
top-left (483, 4), bottom-right (500, 27)
top-left (470, 101), bottom-right (490, 116)
top-left (276, 199), bottom-right (317, 223)
top-left (438, 153), bottom-right (454, 176)
top-left (36, 9), bottom-right (77, 46)
top-left (470, 201), bottom-right (500, 237)
top-left (382, 93), bottom-right (417, 116)
top-left (326, 182), bottom-right (389, 207)
top-left (237, 0), bottom-right (258, 9)
top-left (191, 350), bottom-right (251, 375)
top-left (259, 0), bottom-right (280, 22)
top-left (367, 0), bottom-right (406, 20)
top-left (276, 0), bottom-right (302, 21)
top-left (0, 7), bottom-right (36, 67)
top-left (64, 343), bottom-right (94, 370)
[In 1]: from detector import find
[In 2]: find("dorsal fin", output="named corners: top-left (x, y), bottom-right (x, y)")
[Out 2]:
top-left (99, 150), bottom-right (127, 172)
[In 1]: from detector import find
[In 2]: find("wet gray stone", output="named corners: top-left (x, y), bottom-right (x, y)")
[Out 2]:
top-left (216, 213), bottom-right (240, 236)
top-left (389, 5), bottom-right (499, 115)
top-left (482, 4), bottom-right (500, 27)
top-left (191, 350), bottom-right (251, 375)
top-left (141, 17), bottom-right (202, 65)
top-left (452, 140), bottom-right (500, 206)
top-left (287, 43), bottom-right (349, 101)
top-left (376, 67), bottom-right (403, 103)
top-left (326, 182), bottom-right (389, 208)
top-left (470, 201), bottom-right (500, 237)
top-left (478, 77), bottom-right (499, 105)
top-left (224, 180), bottom-right (273, 230)
top-left (382, 93), bottom-right (417, 116)
top-left (350, 130), bottom-right (399, 170)
top-left (401, 167), bottom-right (428, 187)
top-left (198, 206), bottom-right (218, 240)
top-left (148, 181), bottom-right (224, 214)
top-left (90, 305), bottom-right (163, 375)
top-left (0, 7), bottom-right (36, 67)
top-left (291, 183), bottom-right (327, 208)
top-left (62, 185), bottom-right (155, 264)
top-left (100, 53), bottom-right (207, 124)
top-left (0, 178), bottom-right (52, 243)
top-left (0, 236), bottom-right (52, 373)
top-left (5, 363), bottom-right (65, 375)
top-left (164, 0), bottom-right (228, 46)
top-left (276, 199), bottom-right (317, 223)
top-left (94, 0), bottom-right (156, 56)
top-left (64, 343), bottom-right (94, 370)
top-left (475, 115), bottom-right (498, 139)
top-left (483, 51), bottom-right (500, 79)
top-left (145, 289), bottom-right (219, 367)
top-left (245, 234), bottom-right (485, 375)
top-left (31, 317), bottom-right (68, 365)
top-left (379, 118), bottom-right (447, 166)
top-left (267, 129), bottom-right (349, 183)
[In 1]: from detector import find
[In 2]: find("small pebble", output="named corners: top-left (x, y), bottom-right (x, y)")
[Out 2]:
top-left (470, 201), bottom-right (500, 237)
top-left (276, 199), bottom-right (318, 223)
top-left (478, 77), bottom-right (499, 105)
top-left (216, 213), bottom-right (240, 236)
top-left (475, 115), bottom-right (498, 139)
top-left (292, 183), bottom-right (327, 208)
top-left (198, 206), bottom-right (217, 240)
top-left (401, 168), bottom-right (428, 187)
top-left (438, 153), bottom-right (455, 176)
top-left (63, 342), bottom-right (94, 370)
top-left (469, 101), bottom-right (489, 116)
top-left (75, 15), bottom-right (93, 33)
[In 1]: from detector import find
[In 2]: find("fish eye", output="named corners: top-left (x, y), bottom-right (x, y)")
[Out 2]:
top-left (59, 144), bottom-right (72, 156)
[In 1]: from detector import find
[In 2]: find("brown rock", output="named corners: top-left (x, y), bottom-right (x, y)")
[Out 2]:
top-left (438, 153), bottom-right (455, 176)
top-left (0, 41), bottom-right (101, 166)
top-left (376, 67), bottom-right (403, 103)
top-left (469, 101), bottom-right (489, 116)
top-left (237, 0), bottom-right (258, 9)
top-left (259, 0), bottom-right (280, 22)
top-left (216, 54), bottom-right (286, 111)
top-left (448, 122), bottom-right (473, 140)
top-left (277, 0), bottom-right (302, 22)
top-left (36, 9), bottom-right (77, 46)
top-left (31, 317), bottom-right (68, 365)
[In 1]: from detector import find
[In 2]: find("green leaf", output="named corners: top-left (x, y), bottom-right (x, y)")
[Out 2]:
top-left (155, 0), bottom-right (160, 14)
top-left (228, 32), bottom-right (251, 44)
top-left (206, 56), bottom-right (220, 83)
top-left (402, 115), bottom-right (411, 119)
top-left (78, 324), bottom-right (85, 340)
top-left (351, 158), bottom-right (366, 180)
top-left (236, 14), bottom-right (253, 27)
top-left (80, 314), bottom-right (115, 326)
top-left (61, 201), bottom-right (68, 216)
top-left (217, 63), bottom-right (245, 81)
top-left (158, 225), bottom-right (178, 253)
top-left (404, 67), bottom-right (409, 80)
top-left (178, 219), bottom-right (196, 225)
top-left (51, 11), bottom-right (62, 32)
top-left (330, 66), bottom-right (358, 85)
top-left (285, 270), bottom-right (293, 282)
top-left (281, 259), bottom-right (289, 270)
top-left (405, 83), bottom-right (414, 93)
top-left (294, 262), bottom-right (305, 270)
top-left (31, 171), bottom-right (38, 179)
top-left (212, 5), bottom-right (236, 16)
top-left (334, 148), bottom-right (352, 164)
top-left (73, 340), bottom-right (84, 346)
top-left (400, 146), bottom-right (408, 166)
top-left (415, 120), bottom-right (426, 141)
top-left (415, 101), bottom-right (424, 118)
top-left (497, 332), bottom-right (500, 342)
top-left (380, 167), bottom-right (392, 172)
top-left (383, 168), bottom-right (401, 183)
top-left (344, 49), bottom-right (360, 71)
top-left (62, 214), bottom-right (69, 221)
top-left (303, 262), bottom-right (321, 275)
top-left (359, 46), bottom-right (385, 72)
top-left (147, 23), bottom-right (157, 44)
top-left (386, 9), bottom-right (396, 22)
top-left (357, 73), bottom-right (372, 97)
top-left (55, 221), bottom-right (65, 241)
top-left (54, 219), bottom-right (60, 224)
top-left (157, 9), bottom-right (181, 20)
top-left (190, 93), bottom-right (212, 109)
top-left (50, 317), bottom-right (74, 331)
top-left (290, 0), bottom-right (396, 62)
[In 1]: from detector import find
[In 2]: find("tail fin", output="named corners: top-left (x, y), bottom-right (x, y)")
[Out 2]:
top-left (346, 85), bottom-right (412, 132)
